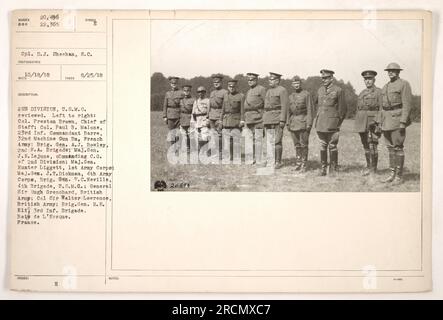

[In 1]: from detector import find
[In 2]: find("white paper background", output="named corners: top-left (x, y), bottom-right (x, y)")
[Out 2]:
top-left (0, 0), bottom-right (442, 299)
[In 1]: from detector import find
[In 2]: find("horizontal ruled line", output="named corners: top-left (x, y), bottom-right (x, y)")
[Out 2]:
top-left (111, 268), bottom-right (424, 272)
top-left (15, 47), bottom-right (106, 49)
top-left (15, 64), bottom-right (107, 66)
top-left (14, 274), bottom-right (426, 278)
top-left (15, 31), bottom-right (106, 34)
top-left (15, 80), bottom-right (106, 82)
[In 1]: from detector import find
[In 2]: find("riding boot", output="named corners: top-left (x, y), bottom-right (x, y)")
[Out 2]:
top-left (393, 151), bottom-right (405, 184)
top-left (186, 134), bottom-right (191, 155)
top-left (294, 146), bottom-right (302, 170)
top-left (362, 149), bottom-right (371, 176)
top-left (218, 134), bottom-right (223, 160)
top-left (383, 150), bottom-right (396, 183)
top-left (275, 145), bottom-right (283, 169)
top-left (371, 148), bottom-right (378, 174)
top-left (229, 138), bottom-right (234, 162)
top-left (319, 150), bottom-right (328, 176)
top-left (329, 149), bottom-right (338, 176)
top-left (300, 146), bottom-right (308, 173)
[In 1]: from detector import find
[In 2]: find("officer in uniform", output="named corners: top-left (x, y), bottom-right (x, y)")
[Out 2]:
top-left (179, 84), bottom-right (195, 154)
top-left (163, 76), bottom-right (184, 147)
top-left (314, 69), bottom-right (347, 176)
top-left (354, 70), bottom-right (383, 176)
top-left (263, 72), bottom-right (289, 169)
top-left (379, 63), bottom-right (413, 184)
top-left (287, 76), bottom-right (314, 172)
top-left (190, 86), bottom-right (210, 152)
top-left (208, 74), bottom-right (228, 159)
top-left (220, 79), bottom-right (244, 161)
top-left (241, 72), bottom-right (266, 164)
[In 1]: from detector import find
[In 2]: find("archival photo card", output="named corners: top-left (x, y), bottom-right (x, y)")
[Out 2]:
top-left (9, 10), bottom-right (432, 293)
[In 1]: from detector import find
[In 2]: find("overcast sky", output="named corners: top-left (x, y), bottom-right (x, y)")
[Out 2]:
top-left (150, 19), bottom-right (422, 94)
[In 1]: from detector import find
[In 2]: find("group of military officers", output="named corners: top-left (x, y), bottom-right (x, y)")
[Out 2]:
top-left (162, 62), bottom-right (412, 184)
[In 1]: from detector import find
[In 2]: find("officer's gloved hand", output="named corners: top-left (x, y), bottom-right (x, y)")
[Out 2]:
top-left (163, 117), bottom-right (168, 124)
top-left (239, 121), bottom-right (245, 128)
top-left (279, 121), bottom-right (285, 129)
top-left (370, 122), bottom-right (381, 137)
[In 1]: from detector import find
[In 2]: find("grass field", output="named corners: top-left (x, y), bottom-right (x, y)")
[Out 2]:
top-left (151, 111), bottom-right (420, 192)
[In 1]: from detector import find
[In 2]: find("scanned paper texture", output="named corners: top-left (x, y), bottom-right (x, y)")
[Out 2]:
top-left (9, 10), bottom-right (432, 292)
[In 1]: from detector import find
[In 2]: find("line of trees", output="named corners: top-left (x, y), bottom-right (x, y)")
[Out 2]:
top-left (151, 72), bottom-right (421, 122)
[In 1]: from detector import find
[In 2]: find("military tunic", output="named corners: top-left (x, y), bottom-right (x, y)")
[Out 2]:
top-left (354, 87), bottom-right (382, 133)
top-left (242, 85), bottom-right (266, 125)
top-left (190, 98), bottom-right (210, 142)
top-left (315, 83), bottom-right (347, 154)
top-left (163, 89), bottom-right (184, 130)
top-left (380, 78), bottom-right (412, 131)
top-left (221, 92), bottom-right (244, 128)
top-left (287, 89), bottom-right (313, 167)
top-left (287, 90), bottom-right (314, 131)
top-left (263, 85), bottom-right (289, 125)
top-left (242, 85), bottom-right (266, 163)
top-left (208, 88), bottom-right (229, 121)
top-left (315, 84), bottom-right (347, 132)
top-left (263, 85), bottom-right (288, 165)
top-left (191, 98), bottom-right (210, 129)
top-left (163, 89), bottom-right (184, 120)
top-left (180, 96), bottom-right (195, 127)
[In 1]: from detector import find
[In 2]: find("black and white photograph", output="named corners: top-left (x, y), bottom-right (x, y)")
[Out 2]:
top-left (150, 17), bottom-right (422, 192)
